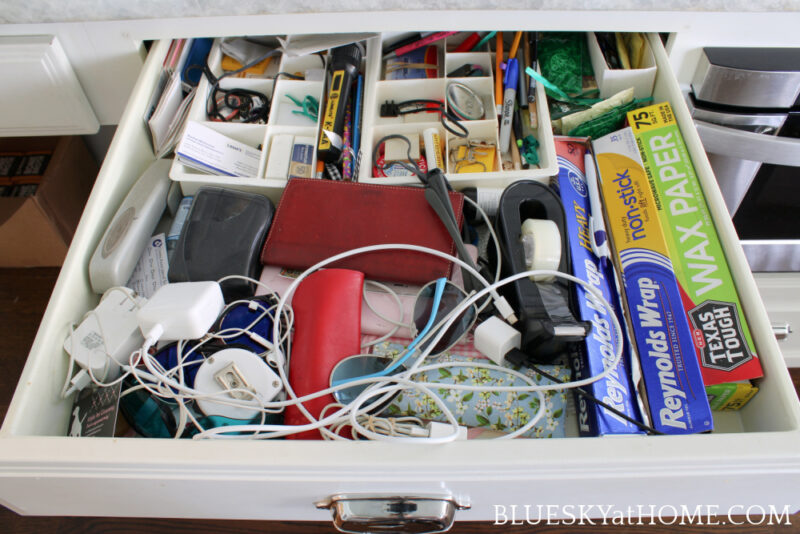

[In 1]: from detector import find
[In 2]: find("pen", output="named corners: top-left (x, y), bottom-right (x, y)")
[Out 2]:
top-left (585, 152), bottom-right (611, 268)
top-left (498, 58), bottom-right (518, 153)
top-left (453, 32), bottom-right (481, 53)
top-left (351, 74), bottom-right (364, 179)
top-left (516, 47), bottom-right (527, 108)
top-left (471, 31), bottom-right (496, 52)
top-left (383, 33), bottom-right (422, 56)
top-left (512, 104), bottom-right (529, 169)
top-left (522, 32), bottom-right (532, 101)
top-left (528, 32), bottom-right (539, 128)
top-left (383, 32), bottom-right (458, 59)
top-left (511, 107), bottom-right (530, 169)
top-left (342, 98), bottom-right (353, 180)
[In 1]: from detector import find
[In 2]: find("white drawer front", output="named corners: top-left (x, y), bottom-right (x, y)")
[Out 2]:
top-left (1, 34), bottom-right (799, 521)
top-left (755, 273), bottom-right (800, 369)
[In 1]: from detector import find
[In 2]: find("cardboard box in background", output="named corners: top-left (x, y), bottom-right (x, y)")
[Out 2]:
top-left (0, 136), bottom-right (98, 266)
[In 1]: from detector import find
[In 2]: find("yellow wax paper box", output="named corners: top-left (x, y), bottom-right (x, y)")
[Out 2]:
top-left (628, 103), bottom-right (762, 410)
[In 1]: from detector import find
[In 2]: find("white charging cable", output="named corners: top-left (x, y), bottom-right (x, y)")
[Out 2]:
top-left (191, 263), bottom-right (621, 442)
top-left (106, 244), bottom-right (622, 442)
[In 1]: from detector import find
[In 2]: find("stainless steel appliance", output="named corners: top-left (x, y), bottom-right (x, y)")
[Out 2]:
top-left (688, 47), bottom-right (800, 272)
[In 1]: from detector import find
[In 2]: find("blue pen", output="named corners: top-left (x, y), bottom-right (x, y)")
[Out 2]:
top-left (498, 58), bottom-right (518, 153)
top-left (584, 152), bottom-right (611, 268)
top-left (352, 74), bottom-right (364, 172)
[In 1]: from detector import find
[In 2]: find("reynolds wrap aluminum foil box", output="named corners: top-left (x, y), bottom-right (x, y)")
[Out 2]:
top-left (593, 127), bottom-right (713, 435)
top-left (629, 102), bottom-right (761, 410)
top-left (553, 137), bottom-right (645, 436)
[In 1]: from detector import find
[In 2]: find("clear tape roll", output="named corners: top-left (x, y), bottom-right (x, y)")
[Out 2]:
top-left (520, 219), bottom-right (562, 282)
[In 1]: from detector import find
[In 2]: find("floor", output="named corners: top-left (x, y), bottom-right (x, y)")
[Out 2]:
top-left (1, 267), bottom-right (799, 533)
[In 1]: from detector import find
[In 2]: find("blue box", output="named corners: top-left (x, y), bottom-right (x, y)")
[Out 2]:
top-left (554, 137), bottom-right (645, 436)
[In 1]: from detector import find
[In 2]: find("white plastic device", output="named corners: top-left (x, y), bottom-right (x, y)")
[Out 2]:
top-left (193, 347), bottom-right (282, 420)
top-left (136, 281), bottom-right (225, 342)
top-left (63, 287), bottom-right (146, 385)
top-left (473, 316), bottom-right (521, 365)
top-left (89, 159), bottom-right (172, 294)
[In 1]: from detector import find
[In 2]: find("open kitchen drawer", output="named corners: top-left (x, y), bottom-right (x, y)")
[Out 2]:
top-left (0, 32), bottom-right (799, 523)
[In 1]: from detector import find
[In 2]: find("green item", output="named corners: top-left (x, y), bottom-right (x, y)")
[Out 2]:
top-left (527, 67), bottom-right (600, 107)
top-left (538, 33), bottom-right (584, 97)
top-left (285, 94), bottom-right (319, 122)
top-left (520, 135), bottom-right (540, 167)
top-left (567, 99), bottom-right (650, 138)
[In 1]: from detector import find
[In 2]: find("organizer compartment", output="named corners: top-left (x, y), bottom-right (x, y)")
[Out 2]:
top-left (0, 34), bottom-right (798, 522)
top-left (169, 34), bottom-right (557, 195)
top-left (360, 33), bottom-right (557, 186)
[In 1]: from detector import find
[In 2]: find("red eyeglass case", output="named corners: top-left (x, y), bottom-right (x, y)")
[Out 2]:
top-left (284, 268), bottom-right (363, 440)
top-left (259, 178), bottom-right (464, 285)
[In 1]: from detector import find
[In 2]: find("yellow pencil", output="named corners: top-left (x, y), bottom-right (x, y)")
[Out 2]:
top-left (508, 31), bottom-right (523, 60)
top-left (495, 32), bottom-right (504, 111)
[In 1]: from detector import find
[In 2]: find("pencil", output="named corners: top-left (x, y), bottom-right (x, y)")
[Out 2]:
top-left (495, 32), bottom-right (504, 114)
top-left (510, 130), bottom-right (522, 170)
top-left (508, 31), bottom-right (523, 60)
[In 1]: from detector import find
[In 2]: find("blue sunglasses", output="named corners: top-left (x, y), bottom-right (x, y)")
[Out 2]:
top-left (330, 277), bottom-right (477, 406)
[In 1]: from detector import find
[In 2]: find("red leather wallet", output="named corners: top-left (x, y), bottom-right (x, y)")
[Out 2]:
top-left (260, 178), bottom-right (464, 285)
top-left (284, 268), bottom-right (363, 440)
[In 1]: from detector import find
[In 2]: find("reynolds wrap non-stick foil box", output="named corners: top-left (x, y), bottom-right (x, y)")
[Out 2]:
top-left (629, 102), bottom-right (761, 410)
top-left (553, 137), bottom-right (646, 436)
top-left (593, 128), bottom-right (713, 434)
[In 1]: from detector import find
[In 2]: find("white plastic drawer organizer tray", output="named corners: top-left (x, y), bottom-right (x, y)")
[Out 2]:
top-left (0, 31), bottom-right (798, 528)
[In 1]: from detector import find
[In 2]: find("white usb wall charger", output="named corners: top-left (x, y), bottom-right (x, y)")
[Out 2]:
top-left (473, 316), bottom-right (522, 365)
top-left (63, 287), bottom-right (147, 394)
top-left (136, 281), bottom-right (225, 344)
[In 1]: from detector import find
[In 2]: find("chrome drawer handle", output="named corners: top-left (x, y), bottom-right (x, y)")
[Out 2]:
top-left (772, 323), bottom-right (793, 340)
top-left (315, 494), bottom-right (470, 533)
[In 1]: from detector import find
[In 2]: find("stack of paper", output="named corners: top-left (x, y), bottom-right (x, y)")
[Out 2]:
top-left (175, 121), bottom-right (262, 177)
top-left (144, 39), bottom-right (206, 158)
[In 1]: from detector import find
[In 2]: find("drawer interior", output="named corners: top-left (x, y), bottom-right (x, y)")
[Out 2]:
top-left (3, 33), bottom-right (799, 445)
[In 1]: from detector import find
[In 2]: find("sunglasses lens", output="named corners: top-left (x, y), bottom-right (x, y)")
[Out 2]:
top-left (413, 282), bottom-right (476, 354)
top-left (331, 356), bottom-right (400, 406)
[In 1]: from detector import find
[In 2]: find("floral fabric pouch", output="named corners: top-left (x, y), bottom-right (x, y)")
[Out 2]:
top-left (371, 340), bottom-right (570, 438)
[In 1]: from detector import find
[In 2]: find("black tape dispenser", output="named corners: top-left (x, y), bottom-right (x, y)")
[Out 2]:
top-left (495, 180), bottom-right (591, 364)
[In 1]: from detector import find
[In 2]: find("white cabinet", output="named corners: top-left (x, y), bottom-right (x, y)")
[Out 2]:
top-left (0, 35), bottom-right (98, 136)
top-left (0, 30), bottom-right (798, 524)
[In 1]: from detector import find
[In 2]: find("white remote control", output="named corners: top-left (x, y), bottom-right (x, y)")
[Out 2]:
top-left (89, 159), bottom-right (172, 294)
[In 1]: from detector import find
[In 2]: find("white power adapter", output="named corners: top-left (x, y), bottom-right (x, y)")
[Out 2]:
top-left (136, 281), bottom-right (225, 343)
top-left (63, 287), bottom-right (146, 391)
top-left (473, 316), bottom-right (521, 365)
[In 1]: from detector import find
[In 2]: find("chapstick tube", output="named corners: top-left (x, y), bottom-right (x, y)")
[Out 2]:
top-left (423, 127), bottom-right (445, 172)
